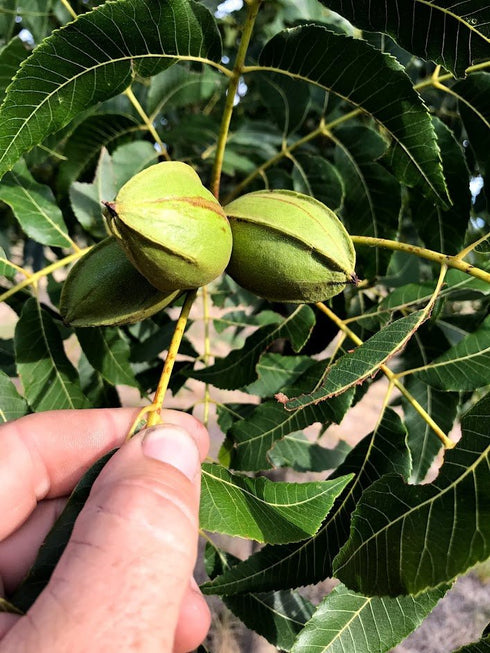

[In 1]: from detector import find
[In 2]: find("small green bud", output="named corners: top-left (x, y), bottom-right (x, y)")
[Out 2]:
top-left (105, 161), bottom-right (232, 292)
top-left (60, 237), bottom-right (180, 327)
top-left (224, 190), bottom-right (357, 303)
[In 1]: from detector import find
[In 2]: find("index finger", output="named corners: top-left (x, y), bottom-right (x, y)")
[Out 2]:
top-left (0, 408), bottom-right (209, 541)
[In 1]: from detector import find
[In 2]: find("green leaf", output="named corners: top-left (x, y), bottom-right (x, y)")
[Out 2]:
top-left (213, 309), bottom-right (281, 335)
top-left (320, 0), bottom-right (490, 77)
top-left (291, 582), bottom-right (447, 653)
top-left (205, 544), bottom-right (315, 653)
top-left (453, 72), bottom-right (490, 176)
top-left (333, 124), bottom-right (401, 277)
top-left (0, 370), bottom-right (28, 422)
top-left (415, 315), bottom-right (490, 391)
top-left (200, 462), bottom-right (353, 544)
top-left (333, 392), bottom-right (490, 596)
top-left (201, 409), bottom-right (409, 596)
top-left (0, 37), bottom-right (29, 101)
top-left (70, 141), bottom-right (158, 238)
top-left (11, 450), bottom-right (115, 612)
top-left (245, 353), bottom-right (316, 398)
top-left (259, 26), bottom-right (449, 205)
top-left (75, 327), bottom-right (139, 389)
top-left (228, 386), bottom-right (354, 472)
top-left (291, 153), bottom-right (344, 212)
top-left (454, 635), bottom-right (490, 653)
top-left (190, 304), bottom-right (315, 390)
top-left (57, 113), bottom-right (139, 193)
top-left (14, 298), bottom-right (89, 411)
top-left (0, 158), bottom-right (72, 248)
top-left (255, 71), bottom-right (313, 137)
top-left (0, 0), bottom-right (222, 177)
top-left (148, 64), bottom-right (224, 114)
top-left (403, 377), bottom-right (458, 484)
top-left (0, 247), bottom-right (18, 279)
top-left (411, 117), bottom-right (471, 255)
top-left (285, 311), bottom-right (425, 410)
top-left (269, 433), bottom-right (351, 473)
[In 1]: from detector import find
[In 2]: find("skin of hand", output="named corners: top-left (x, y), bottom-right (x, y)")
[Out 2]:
top-left (0, 408), bottom-right (211, 652)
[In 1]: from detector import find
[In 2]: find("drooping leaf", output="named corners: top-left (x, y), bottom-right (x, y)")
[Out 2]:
top-left (291, 153), bottom-right (344, 212)
top-left (201, 409), bottom-right (409, 596)
top-left (319, 0), bottom-right (490, 77)
top-left (0, 370), bottom-right (28, 422)
top-left (148, 64), bottom-right (224, 115)
top-left (453, 72), bottom-right (490, 177)
top-left (200, 462), bottom-right (353, 544)
top-left (0, 37), bottom-right (29, 101)
top-left (10, 450), bottom-right (115, 612)
top-left (333, 392), bottom-right (490, 596)
top-left (245, 353), bottom-right (316, 398)
top-left (268, 433), bottom-right (351, 473)
top-left (255, 71), bottom-right (313, 137)
top-left (285, 311), bottom-right (425, 410)
top-left (259, 26), bottom-right (449, 205)
top-left (415, 315), bottom-right (490, 391)
top-left (403, 377), bottom-right (458, 484)
top-left (76, 327), bottom-right (139, 389)
top-left (213, 309), bottom-right (281, 335)
top-left (70, 141), bottom-right (158, 238)
top-left (228, 384), bottom-right (354, 471)
top-left (204, 544), bottom-right (315, 653)
top-left (0, 158), bottom-right (73, 248)
top-left (411, 117), bottom-right (471, 255)
top-left (190, 304), bottom-right (315, 390)
top-left (333, 124), bottom-right (401, 277)
top-left (291, 582), bottom-right (448, 653)
top-left (57, 113), bottom-right (139, 193)
top-left (0, 0), bottom-right (222, 177)
top-left (14, 298), bottom-right (90, 411)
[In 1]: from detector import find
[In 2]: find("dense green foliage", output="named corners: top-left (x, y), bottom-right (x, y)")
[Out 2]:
top-left (0, 1), bottom-right (489, 650)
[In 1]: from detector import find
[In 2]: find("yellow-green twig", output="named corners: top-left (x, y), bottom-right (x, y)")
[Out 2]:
top-left (127, 290), bottom-right (198, 437)
top-left (124, 86), bottom-right (170, 160)
top-left (0, 248), bottom-right (91, 304)
top-left (60, 0), bottom-right (77, 20)
top-left (211, 0), bottom-right (263, 198)
top-left (351, 235), bottom-right (490, 284)
top-left (315, 265), bottom-right (455, 449)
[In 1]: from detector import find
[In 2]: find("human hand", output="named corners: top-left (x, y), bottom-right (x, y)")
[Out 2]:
top-left (0, 408), bottom-right (211, 652)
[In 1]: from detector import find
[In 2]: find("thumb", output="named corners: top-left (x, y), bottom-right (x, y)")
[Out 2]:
top-left (4, 425), bottom-right (206, 653)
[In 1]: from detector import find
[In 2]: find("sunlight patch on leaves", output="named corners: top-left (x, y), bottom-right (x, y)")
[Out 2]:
top-left (201, 409), bottom-right (409, 595)
top-left (200, 462), bottom-right (353, 544)
top-left (291, 582), bottom-right (447, 653)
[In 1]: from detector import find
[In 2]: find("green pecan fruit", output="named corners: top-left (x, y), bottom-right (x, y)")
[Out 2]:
top-left (224, 189), bottom-right (357, 302)
top-left (60, 237), bottom-right (180, 327)
top-left (104, 161), bottom-right (232, 292)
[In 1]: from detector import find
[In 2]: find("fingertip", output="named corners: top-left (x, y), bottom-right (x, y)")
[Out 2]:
top-left (161, 410), bottom-right (210, 461)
